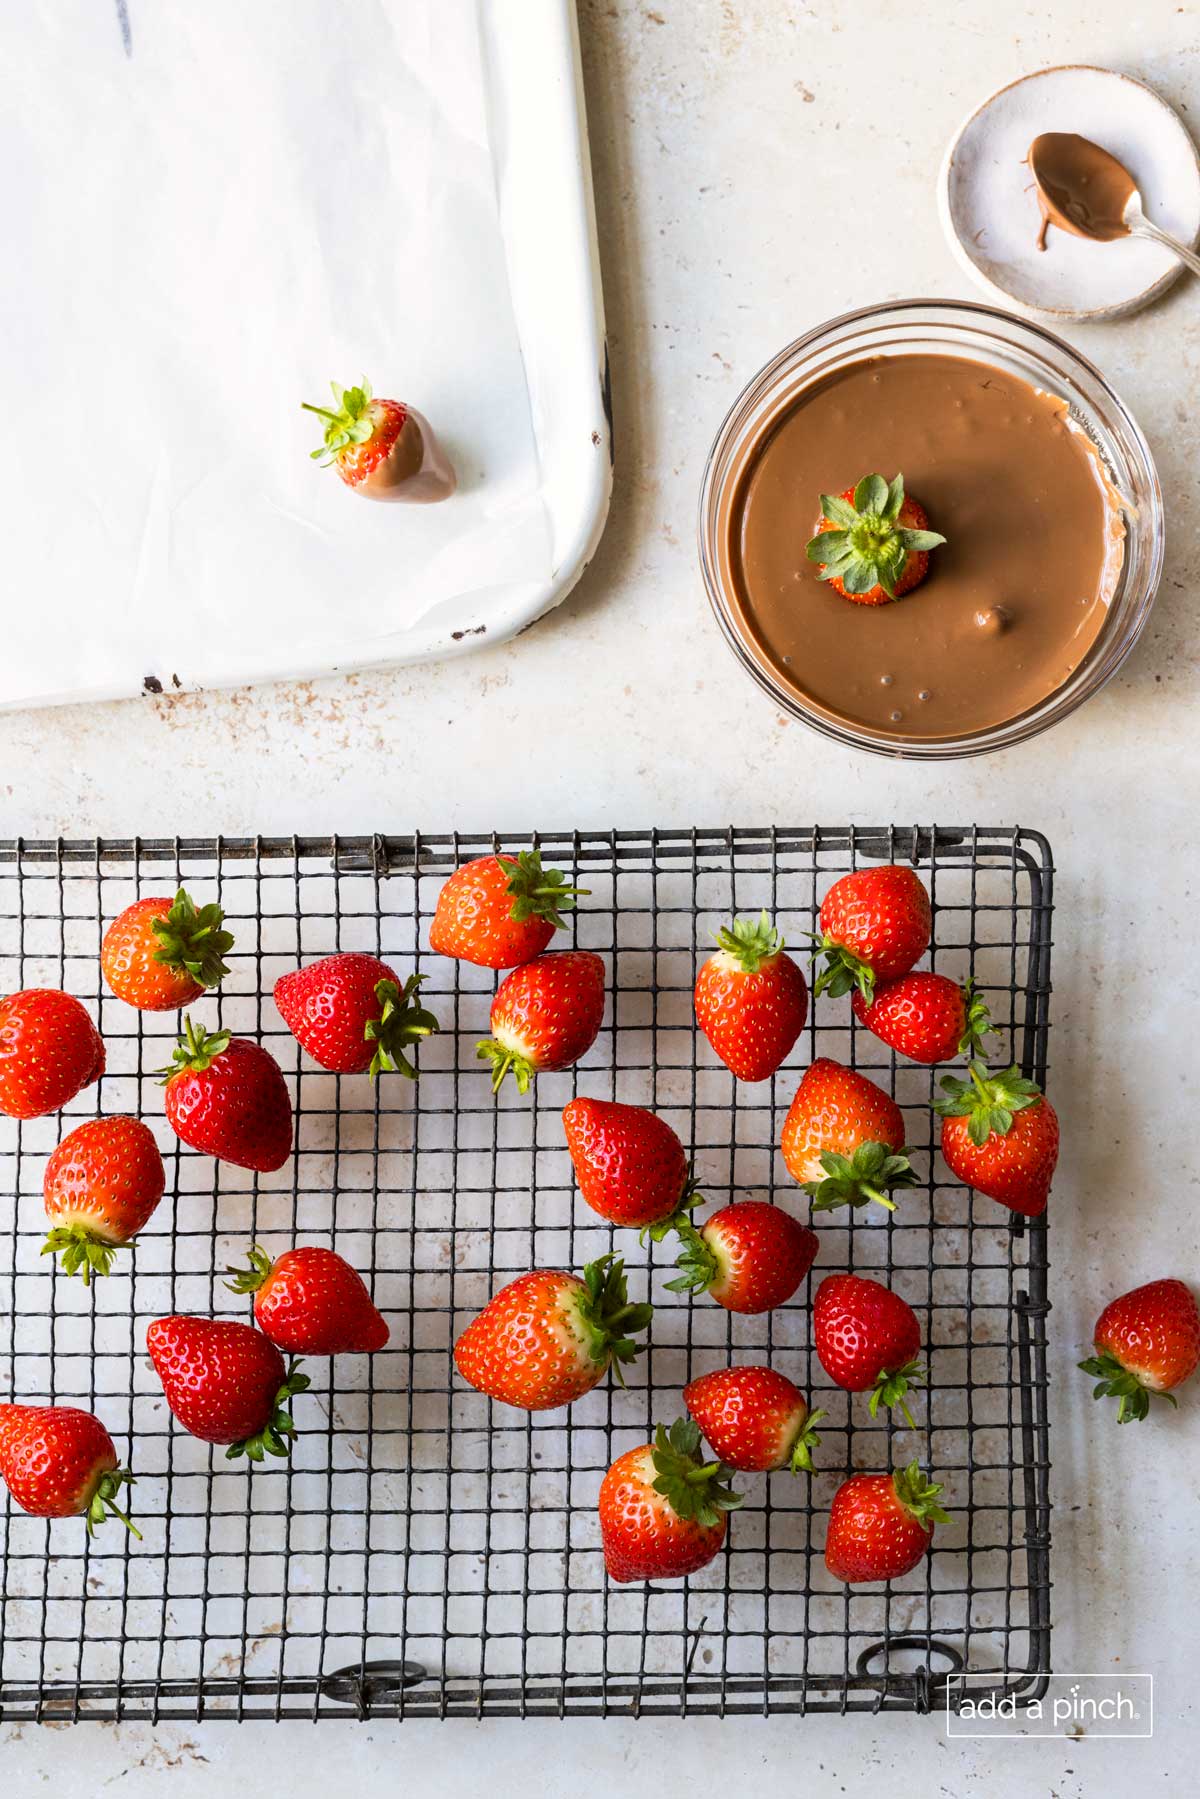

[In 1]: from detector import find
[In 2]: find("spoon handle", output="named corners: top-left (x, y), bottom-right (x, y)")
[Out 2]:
top-left (1129, 216), bottom-right (1200, 278)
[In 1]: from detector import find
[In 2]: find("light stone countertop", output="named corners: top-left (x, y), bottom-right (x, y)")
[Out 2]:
top-left (1, 2), bottom-right (1196, 1791)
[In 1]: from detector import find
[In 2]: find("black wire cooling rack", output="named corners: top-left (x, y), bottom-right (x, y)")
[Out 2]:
top-left (0, 827), bottom-right (1052, 1722)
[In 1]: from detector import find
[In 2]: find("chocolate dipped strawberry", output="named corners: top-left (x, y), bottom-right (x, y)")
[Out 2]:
top-left (303, 378), bottom-right (455, 502)
top-left (806, 473), bottom-right (946, 605)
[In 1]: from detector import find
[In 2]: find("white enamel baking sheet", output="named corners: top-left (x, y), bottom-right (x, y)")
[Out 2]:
top-left (0, 0), bottom-right (610, 709)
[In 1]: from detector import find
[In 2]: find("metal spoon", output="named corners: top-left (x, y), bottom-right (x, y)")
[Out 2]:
top-left (1029, 131), bottom-right (1200, 274)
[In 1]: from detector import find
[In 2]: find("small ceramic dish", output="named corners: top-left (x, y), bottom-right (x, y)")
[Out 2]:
top-left (939, 64), bottom-right (1200, 320)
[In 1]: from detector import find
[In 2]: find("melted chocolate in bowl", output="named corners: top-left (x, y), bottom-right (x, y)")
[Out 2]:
top-left (717, 353), bottom-right (1125, 743)
top-left (1029, 132), bottom-right (1136, 250)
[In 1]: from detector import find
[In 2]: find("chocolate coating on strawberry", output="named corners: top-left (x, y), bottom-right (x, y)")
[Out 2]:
top-left (806, 472), bottom-right (946, 605)
top-left (303, 379), bottom-right (456, 503)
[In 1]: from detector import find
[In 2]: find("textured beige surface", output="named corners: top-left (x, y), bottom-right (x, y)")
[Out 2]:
top-left (1, 1), bottom-right (1196, 1789)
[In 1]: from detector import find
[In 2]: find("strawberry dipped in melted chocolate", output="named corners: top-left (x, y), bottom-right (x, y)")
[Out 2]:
top-left (303, 378), bottom-right (456, 503)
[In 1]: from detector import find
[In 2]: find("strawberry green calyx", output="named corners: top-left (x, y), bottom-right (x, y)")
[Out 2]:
top-left (934, 1060), bottom-right (1043, 1147)
top-left (225, 1359), bottom-right (311, 1463)
top-left (496, 851), bottom-right (590, 930)
top-left (806, 472), bottom-right (946, 601)
top-left (958, 980), bottom-right (996, 1059)
top-left (869, 1359), bottom-right (926, 1430)
top-left (476, 1038), bottom-right (535, 1096)
top-left (892, 1460), bottom-right (949, 1531)
top-left (365, 974), bottom-right (440, 1081)
top-left (1077, 1351), bottom-right (1174, 1425)
top-left (650, 1418), bottom-right (744, 1526)
top-left (811, 936), bottom-right (878, 1004)
top-left (663, 1219), bottom-right (720, 1295)
top-left (151, 888), bottom-right (234, 989)
top-left (156, 1015), bottom-right (231, 1082)
top-left (84, 1467), bottom-right (142, 1540)
top-left (572, 1254), bottom-right (654, 1387)
top-left (224, 1243), bottom-right (275, 1298)
top-left (41, 1225), bottom-right (121, 1286)
top-left (713, 910), bottom-right (785, 973)
top-left (802, 1141), bottom-right (919, 1215)
top-left (788, 1407), bottom-right (826, 1475)
top-left (302, 379), bottom-right (380, 464)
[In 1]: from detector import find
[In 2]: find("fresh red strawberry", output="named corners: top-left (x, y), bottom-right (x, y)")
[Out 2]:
top-left (1079, 1279), bottom-right (1200, 1423)
top-left (562, 1097), bottom-right (699, 1231)
top-left (0, 989), bottom-right (104, 1121)
top-left (852, 973), bottom-right (993, 1066)
top-left (101, 889), bottom-right (233, 1012)
top-left (303, 379), bottom-right (455, 501)
top-left (781, 1058), bottom-right (916, 1214)
top-left (430, 850), bottom-right (588, 970)
top-left (934, 1061), bottom-right (1059, 1217)
top-left (805, 473), bottom-right (946, 605)
top-left (146, 1315), bottom-right (309, 1459)
top-left (454, 1255), bottom-right (652, 1411)
top-left (160, 1018), bottom-right (293, 1173)
top-left (668, 1202), bottom-right (818, 1315)
top-left (274, 954), bottom-right (438, 1077)
top-left (226, 1245), bottom-right (390, 1355)
top-left (694, 911), bottom-right (809, 1082)
top-left (813, 1274), bottom-right (925, 1426)
top-left (0, 1404), bottom-right (139, 1536)
top-left (825, 1461), bottom-right (948, 1583)
top-left (684, 1366), bottom-right (824, 1473)
top-left (477, 950), bottom-right (606, 1094)
top-left (812, 864), bottom-right (932, 1002)
top-left (41, 1115), bottom-right (165, 1284)
top-left (599, 1418), bottom-right (742, 1583)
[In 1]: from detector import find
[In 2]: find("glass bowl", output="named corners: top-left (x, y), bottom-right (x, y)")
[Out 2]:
top-left (697, 298), bottom-right (1164, 759)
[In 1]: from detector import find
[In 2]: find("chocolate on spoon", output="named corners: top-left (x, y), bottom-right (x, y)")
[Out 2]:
top-left (1029, 132), bottom-right (1200, 277)
top-left (303, 379), bottom-right (456, 503)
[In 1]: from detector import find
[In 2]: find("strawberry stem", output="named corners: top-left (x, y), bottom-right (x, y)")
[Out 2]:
top-left (150, 889), bottom-right (233, 989)
top-left (789, 1407), bottom-right (825, 1475)
top-left (1078, 1351), bottom-right (1173, 1424)
top-left (365, 974), bottom-right (440, 1081)
top-left (867, 1358), bottom-right (927, 1428)
top-left (649, 1419), bottom-right (743, 1526)
top-left (574, 1255), bottom-right (654, 1388)
top-left (476, 1039), bottom-right (535, 1096)
top-left (495, 850), bottom-right (589, 930)
top-left (811, 936), bottom-right (877, 1004)
top-left (802, 1142), bottom-right (918, 1215)
top-left (663, 1219), bottom-right (719, 1296)
top-left (713, 910), bottom-right (784, 973)
top-left (85, 1468), bottom-right (141, 1540)
top-left (224, 1244), bottom-right (274, 1298)
top-left (892, 1459), bottom-right (949, 1529)
top-left (935, 1060), bottom-right (1044, 1148)
top-left (156, 1015), bottom-right (232, 1083)
top-left (41, 1225), bottom-right (121, 1286)
top-left (225, 1359), bottom-right (311, 1463)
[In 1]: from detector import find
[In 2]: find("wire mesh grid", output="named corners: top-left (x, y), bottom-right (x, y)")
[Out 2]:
top-left (0, 827), bottom-right (1051, 1722)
